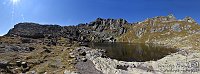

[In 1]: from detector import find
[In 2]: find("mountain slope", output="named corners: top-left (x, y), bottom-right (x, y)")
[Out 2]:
top-left (116, 15), bottom-right (200, 50)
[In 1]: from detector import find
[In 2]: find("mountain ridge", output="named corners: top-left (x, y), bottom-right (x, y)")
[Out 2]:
top-left (1, 15), bottom-right (200, 73)
top-left (5, 14), bottom-right (200, 43)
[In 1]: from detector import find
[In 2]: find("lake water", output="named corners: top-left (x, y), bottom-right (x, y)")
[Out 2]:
top-left (89, 42), bottom-right (177, 62)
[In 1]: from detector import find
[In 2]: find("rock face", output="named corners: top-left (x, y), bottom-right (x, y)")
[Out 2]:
top-left (77, 18), bottom-right (129, 42)
top-left (6, 18), bottom-right (130, 42)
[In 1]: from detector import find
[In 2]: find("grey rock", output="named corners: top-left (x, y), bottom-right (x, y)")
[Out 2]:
top-left (136, 28), bottom-right (146, 38)
top-left (116, 65), bottom-right (129, 71)
top-left (119, 27), bottom-right (126, 35)
top-left (195, 30), bottom-right (200, 34)
top-left (81, 57), bottom-right (87, 62)
top-left (30, 70), bottom-right (36, 74)
top-left (150, 27), bottom-right (165, 33)
top-left (75, 60), bottom-right (103, 74)
top-left (21, 62), bottom-right (28, 68)
top-left (0, 61), bottom-right (9, 68)
top-left (80, 51), bottom-right (87, 56)
top-left (183, 16), bottom-right (196, 23)
top-left (167, 14), bottom-right (176, 21)
top-left (21, 38), bottom-right (32, 43)
top-left (64, 70), bottom-right (78, 74)
top-left (184, 25), bottom-right (191, 30)
top-left (69, 52), bottom-right (76, 58)
top-left (172, 23), bottom-right (181, 32)
top-left (16, 61), bottom-right (21, 67)
top-left (1, 44), bottom-right (35, 52)
top-left (0, 44), bottom-right (5, 48)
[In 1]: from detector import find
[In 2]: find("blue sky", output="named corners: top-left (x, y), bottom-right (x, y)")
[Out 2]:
top-left (0, 0), bottom-right (200, 36)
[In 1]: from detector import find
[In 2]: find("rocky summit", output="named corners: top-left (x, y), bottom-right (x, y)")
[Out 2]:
top-left (1, 15), bottom-right (200, 74)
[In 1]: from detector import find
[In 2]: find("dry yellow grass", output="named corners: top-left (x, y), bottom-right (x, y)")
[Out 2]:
top-left (0, 37), bottom-right (75, 73)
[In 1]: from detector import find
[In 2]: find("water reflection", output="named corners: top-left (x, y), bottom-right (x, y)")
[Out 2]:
top-left (89, 42), bottom-right (177, 62)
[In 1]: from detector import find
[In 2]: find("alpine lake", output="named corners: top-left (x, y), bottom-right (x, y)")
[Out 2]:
top-left (89, 42), bottom-right (178, 62)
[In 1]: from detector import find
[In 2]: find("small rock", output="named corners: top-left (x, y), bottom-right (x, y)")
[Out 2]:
top-left (81, 57), bottom-right (87, 62)
top-left (64, 70), bottom-right (78, 74)
top-left (64, 70), bottom-right (71, 74)
top-left (80, 51), bottom-right (86, 56)
top-left (16, 61), bottom-right (21, 67)
top-left (0, 45), bottom-right (5, 48)
top-left (66, 47), bottom-right (71, 50)
top-left (29, 47), bottom-right (35, 51)
top-left (0, 61), bottom-right (9, 69)
top-left (79, 43), bottom-right (89, 47)
top-left (70, 60), bottom-right (77, 65)
top-left (44, 72), bottom-right (48, 74)
top-left (30, 71), bottom-right (36, 74)
top-left (76, 48), bottom-right (82, 51)
top-left (116, 65), bottom-right (129, 71)
top-left (69, 53), bottom-right (76, 58)
top-left (21, 38), bottom-right (32, 43)
top-left (44, 49), bottom-right (51, 53)
top-left (21, 62), bottom-right (27, 68)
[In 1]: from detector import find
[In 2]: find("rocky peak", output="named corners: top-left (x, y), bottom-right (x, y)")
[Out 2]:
top-left (167, 14), bottom-right (176, 20)
top-left (90, 18), bottom-right (128, 26)
top-left (148, 14), bottom-right (177, 22)
top-left (183, 16), bottom-right (196, 23)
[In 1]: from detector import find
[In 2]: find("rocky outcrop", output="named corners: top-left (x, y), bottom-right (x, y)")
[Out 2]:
top-left (148, 14), bottom-right (176, 22)
top-left (183, 16), bottom-right (196, 23)
top-left (77, 18), bottom-right (130, 42)
top-left (6, 23), bottom-right (62, 38)
top-left (69, 47), bottom-right (105, 74)
top-left (6, 18), bottom-right (130, 42)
